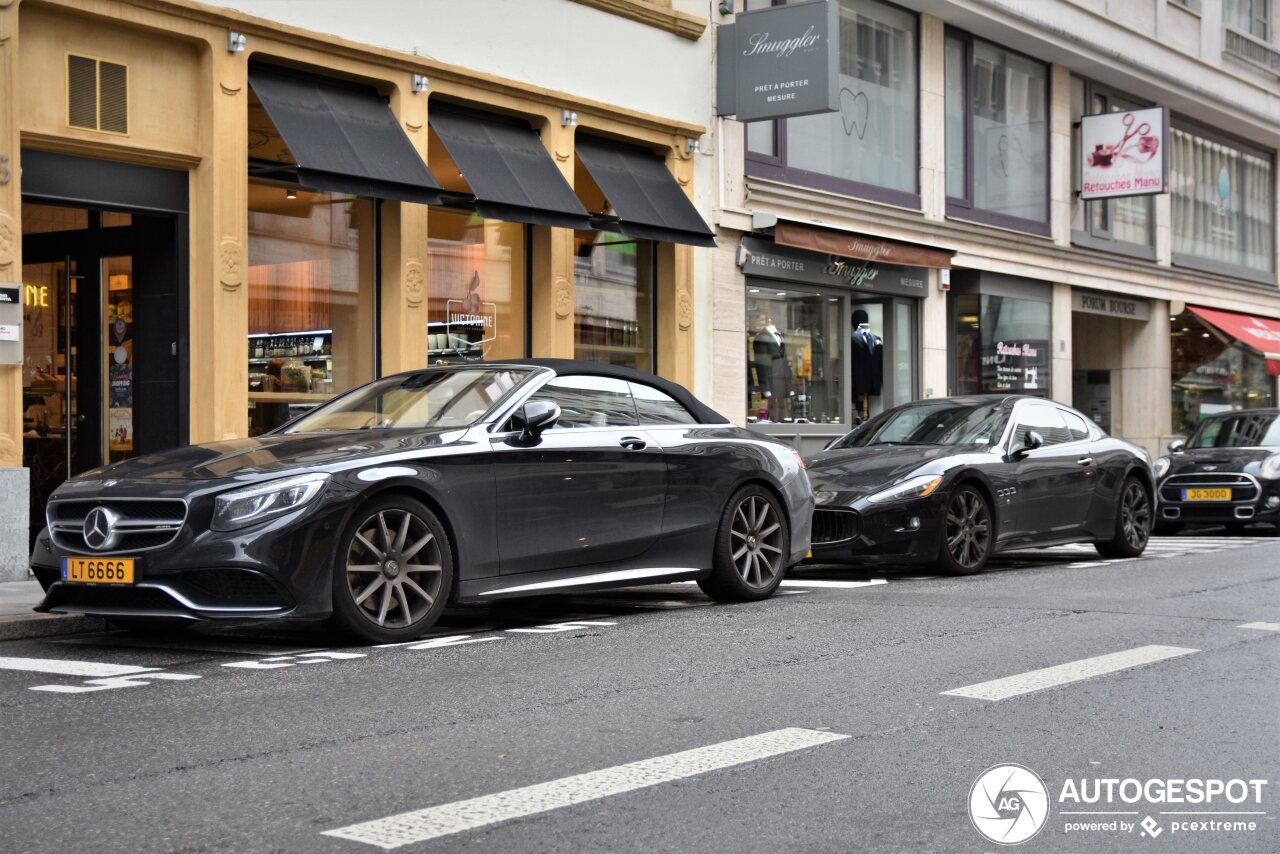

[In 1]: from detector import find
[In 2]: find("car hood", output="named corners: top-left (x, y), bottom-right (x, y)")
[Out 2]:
top-left (1166, 446), bottom-right (1279, 477)
top-left (75, 429), bottom-right (463, 482)
top-left (805, 444), bottom-right (982, 495)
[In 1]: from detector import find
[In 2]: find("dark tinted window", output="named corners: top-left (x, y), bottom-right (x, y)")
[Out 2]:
top-left (1015, 403), bottom-right (1071, 446)
top-left (1189, 413), bottom-right (1280, 448)
top-left (1061, 410), bottom-right (1091, 441)
top-left (629, 382), bottom-right (696, 425)
top-left (834, 401), bottom-right (1009, 448)
top-left (527, 375), bottom-right (637, 429)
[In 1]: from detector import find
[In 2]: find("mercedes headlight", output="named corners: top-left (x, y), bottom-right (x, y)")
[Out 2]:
top-left (866, 474), bottom-right (943, 504)
top-left (1261, 454), bottom-right (1280, 480)
top-left (1154, 456), bottom-right (1171, 480)
top-left (211, 473), bottom-right (329, 531)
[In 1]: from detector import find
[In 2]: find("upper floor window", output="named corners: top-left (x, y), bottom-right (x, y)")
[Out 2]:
top-left (744, 0), bottom-right (919, 208)
top-left (1225, 0), bottom-right (1271, 40)
top-left (945, 31), bottom-right (1050, 235)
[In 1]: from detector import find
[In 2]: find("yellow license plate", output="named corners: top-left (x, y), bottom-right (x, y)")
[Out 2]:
top-left (1182, 488), bottom-right (1232, 501)
top-left (62, 556), bottom-right (135, 584)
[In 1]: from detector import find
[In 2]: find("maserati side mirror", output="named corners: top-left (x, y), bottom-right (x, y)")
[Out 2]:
top-left (1011, 429), bottom-right (1044, 459)
top-left (518, 400), bottom-right (560, 443)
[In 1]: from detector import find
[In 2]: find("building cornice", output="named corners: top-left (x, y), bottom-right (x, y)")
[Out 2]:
top-left (568, 0), bottom-right (707, 41)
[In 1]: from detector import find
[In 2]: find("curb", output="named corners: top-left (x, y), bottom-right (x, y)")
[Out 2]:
top-left (0, 612), bottom-right (109, 641)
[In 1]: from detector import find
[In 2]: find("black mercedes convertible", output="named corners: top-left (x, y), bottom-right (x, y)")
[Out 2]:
top-left (805, 396), bottom-right (1155, 574)
top-left (30, 360), bottom-right (813, 642)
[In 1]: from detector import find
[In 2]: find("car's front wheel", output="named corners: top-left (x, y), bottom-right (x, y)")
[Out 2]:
top-left (1096, 476), bottom-right (1151, 558)
top-left (698, 485), bottom-right (788, 603)
top-left (934, 485), bottom-right (993, 575)
top-left (330, 495), bottom-right (453, 644)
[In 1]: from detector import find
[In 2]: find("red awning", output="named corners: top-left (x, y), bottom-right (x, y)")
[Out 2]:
top-left (1189, 306), bottom-right (1280, 375)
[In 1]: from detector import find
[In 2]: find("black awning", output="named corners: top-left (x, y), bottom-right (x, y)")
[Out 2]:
top-left (574, 136), bottom-right (716, 248)
top-left (248, 63), bottom-right (444, 206)
top-left (428, 106), bottom-right (592, 230)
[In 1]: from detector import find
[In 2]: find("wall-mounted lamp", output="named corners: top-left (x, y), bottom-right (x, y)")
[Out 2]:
top-left (227, 31), bottom-right (247, 53)
top-left (685, 137), bottom-right (701, 154)
top-left (411, 74), bottom-right (429, 94)
top-left (719, 0), bottom-right (734, 15)
top-left (286, 188), bottom-right (297, 200)
top-left (561, 109), bottom-right (579, 128)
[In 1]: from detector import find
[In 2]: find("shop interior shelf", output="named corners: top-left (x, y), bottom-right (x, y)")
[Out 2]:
top-left (248, 391), bottom-right (333, 404)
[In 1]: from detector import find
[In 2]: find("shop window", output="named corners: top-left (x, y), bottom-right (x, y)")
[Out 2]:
top-left (247, 181), bottom-right (376, 436)
top-left (945, 31), bottom-right (1050, 234)
top-left (1170, 122), bottom-right (1274, 279)
top-left (1171, 310), bottom-right (1276, 436)
top-left (573, 233), bottom-right (654, 373)
top-left (1069, 77), bottom-right (1155, 258)
top-left (426, 210), bottom-right (527, 364)
top-left (746, 288), bottom-right (845, 425)
top-left (953, 293), bottom-right (1051, 397)
top-left (745, 0), bottom-right (919, 208)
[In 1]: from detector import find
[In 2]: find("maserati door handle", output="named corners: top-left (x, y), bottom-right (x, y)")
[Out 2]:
top-left (619, 437), bottom-right (647, 451)
top-left (1076, 457), bottom-right (1095, 466)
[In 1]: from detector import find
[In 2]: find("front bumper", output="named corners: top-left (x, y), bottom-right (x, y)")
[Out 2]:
top-left (30, 479), bottom-right (359, 622)
top-left (806, 493), bottom-right (946, 565)
top-left (1157, 476), bottom-right (1280, 527)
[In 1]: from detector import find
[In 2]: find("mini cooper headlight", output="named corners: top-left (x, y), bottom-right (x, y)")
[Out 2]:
top-left (211, 473), bottom-right (330, 531)
top-left (1154, 456), bottom-right (1171, 480)
top-left (1261, 454), bottom-right (1280, 480)
top-left (866, 474), bottom-right (943, 504)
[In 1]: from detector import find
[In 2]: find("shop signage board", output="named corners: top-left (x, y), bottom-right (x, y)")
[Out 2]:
top-left (740, 237), bottom-right (926, 298)
top-left (1072, 290), bottom-right (1152, 321)
top-left (981, 339), bottom-right (1050, 395)
top-left (1080, 107), bottom-right (1169, 200)
top-left (0, 282), bottom-right (20, 364)
top-left (716, 0), bottom-right (839, 122)
top-left (774, 222), bottom-right (952, 269)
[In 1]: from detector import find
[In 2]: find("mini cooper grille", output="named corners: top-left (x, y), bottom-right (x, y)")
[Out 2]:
top-left (1160, 473), bottom-right (1259, 503)
top-left (812, 508), bottom-right (860, 544)
top-left (48, 499), bottom-right (187, 554)
top-left (181, 570), bottom-right (286, 608)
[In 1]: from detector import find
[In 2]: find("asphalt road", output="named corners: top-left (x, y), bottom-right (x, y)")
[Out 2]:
top-left (1, 532), bottom-right (1277, 853)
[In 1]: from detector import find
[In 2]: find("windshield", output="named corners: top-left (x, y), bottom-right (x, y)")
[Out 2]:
top-left (282, 369), bottom-right (527, 433)
top-left (1187, 412), bottom-right (1280, 449)
top-left (832, 401), bottom-right (1009, 449)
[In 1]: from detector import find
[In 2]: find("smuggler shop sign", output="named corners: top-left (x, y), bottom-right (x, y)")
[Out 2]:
top-left (740, 237), bottom-right (926, 298)
top-left (716, 0), bottom-right (839, 123)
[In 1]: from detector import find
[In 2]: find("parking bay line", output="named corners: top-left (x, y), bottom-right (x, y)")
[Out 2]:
top-left (322, 727), bottom-right (850, 849)
top-left (1239, 622), bottom-right (1280, 632)
top-left (941, 645), bottom-right (1198, 702)
top-left (0, 656), bottom-right (157, 678)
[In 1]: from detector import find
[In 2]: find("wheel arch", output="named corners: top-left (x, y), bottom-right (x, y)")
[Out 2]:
top-left (948, 469), bottom-right (1001, 540)
top-left (346, 480), bottom-right (462, 597)
top-left (731, 475), bottom-right (792, 537)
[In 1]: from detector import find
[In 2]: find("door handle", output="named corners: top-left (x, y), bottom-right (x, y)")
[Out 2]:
top-left (1076, 457), bottom-right (1094, 466)
top-left (619, 437), bottom-right (647, 451)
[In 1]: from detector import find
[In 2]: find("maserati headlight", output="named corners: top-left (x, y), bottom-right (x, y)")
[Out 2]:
top-left (211, 473), bottom-right (330, 531)
top-left (1261, 454), bottom-right (1280, 480)
top-left (866, 474), bottom-right (943, 504)
top-left (1153, 456), bottom-right (1171, 480)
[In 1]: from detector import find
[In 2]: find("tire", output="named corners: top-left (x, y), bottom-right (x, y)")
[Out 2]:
top-left (330, 495), bottom-right (454, 644)
top-left (1152, 521), bottom-right (1183, 537)
top-left (1095, 476), bottom-right (1152, 558)
top-left (934, 485), bottom-right (994, 575)
top-left (697, 485), bottom-right (788, 603)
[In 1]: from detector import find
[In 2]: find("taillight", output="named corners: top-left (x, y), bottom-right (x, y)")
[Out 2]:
top-left (793, 451), bottom-right (806, 470)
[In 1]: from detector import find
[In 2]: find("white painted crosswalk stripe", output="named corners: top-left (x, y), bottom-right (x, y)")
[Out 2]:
top-left (941, 645), bottom-right (1198, 701)
top-left (1239, 622), bottom-right (1280, 632)
top-left (323, 727), bottom-right (850, 849)
top-left (780, 578), bottom-right (888, 589)
top-left (0, 656), bottom-right (157, 678)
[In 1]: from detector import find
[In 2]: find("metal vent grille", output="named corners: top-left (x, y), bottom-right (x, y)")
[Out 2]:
top-left (66, 54), bottom-right (128, 134)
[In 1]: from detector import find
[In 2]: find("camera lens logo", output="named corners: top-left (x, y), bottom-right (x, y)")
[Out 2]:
top-left (968, 764), bottom-right (1050, 845)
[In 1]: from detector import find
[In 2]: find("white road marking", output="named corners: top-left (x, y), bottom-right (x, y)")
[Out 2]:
top-left (941, 645), bottom-right (1199, 702)
top-left (781, 578), bottom-right (888, 589)
top-left (1239, 622), bottom-right (1280, 632)
top-left (31, 672), bottom-right (200, 693)
top-left (506, 621), bottom-right (617, 634)
top-left (222, 651), bottom-right (365, 670)
top-left (0, 656), bottom-right (157, 678)
top-left (323, 727), bottom-right (849, 849)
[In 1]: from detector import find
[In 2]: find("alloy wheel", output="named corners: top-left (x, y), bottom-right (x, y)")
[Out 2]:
top-left (945, 489), bottom-right (991, 570)
top-left (344, 509), bottom-right (443, 629)
top-left (729, 495), bottom-right (784, 589)
top-left (1120, 481), bottom-right (1151, 551)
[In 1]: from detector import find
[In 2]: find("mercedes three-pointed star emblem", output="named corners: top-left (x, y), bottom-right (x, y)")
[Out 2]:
top-left (83, 506), bottom-right (120, 551)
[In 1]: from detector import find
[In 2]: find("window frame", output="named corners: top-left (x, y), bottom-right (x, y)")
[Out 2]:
top-left (944, 27), bottom-right (1053, 238)
top-left (742, 0), bottom-right (923, 210)
top-left (1069, 77), bottom-right (1157, 261)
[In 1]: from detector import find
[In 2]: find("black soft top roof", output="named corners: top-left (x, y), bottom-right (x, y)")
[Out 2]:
top-left (491, 358), bottom-right (730, 425)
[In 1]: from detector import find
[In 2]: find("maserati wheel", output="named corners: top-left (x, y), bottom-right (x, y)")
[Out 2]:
top-left (1096, 477), bottom-right (1151, 558)
top-left (935, 486), bottom-right (992, 575)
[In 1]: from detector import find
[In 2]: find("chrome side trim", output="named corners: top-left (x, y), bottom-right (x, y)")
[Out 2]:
top-left (139, 584), bottom-right (286, 613)
top-left (479, 567), bottom-right (701, 596)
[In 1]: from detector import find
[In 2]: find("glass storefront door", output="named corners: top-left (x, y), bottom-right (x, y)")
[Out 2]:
top-left (850, 296), bottom-right (919, 420)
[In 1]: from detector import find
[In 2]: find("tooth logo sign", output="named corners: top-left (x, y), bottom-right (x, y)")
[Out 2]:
top-left (968, 764), bottom-right (1051, 845)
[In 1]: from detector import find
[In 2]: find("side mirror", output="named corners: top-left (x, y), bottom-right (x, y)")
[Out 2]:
top-left (1012, 429), bottom-right (1044, 459)
top-left (1168, 439), bottom-right (1185, 454)
top-left (518, 400), bottom-right (560, 443)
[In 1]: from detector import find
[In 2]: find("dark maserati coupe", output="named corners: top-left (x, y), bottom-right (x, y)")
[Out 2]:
top-left (805, 396), bottom-right (1155, 574)
top-left (31, 360), bottom-right (813, 642)
top-left (1153, 408), bottom-right (1280, 534)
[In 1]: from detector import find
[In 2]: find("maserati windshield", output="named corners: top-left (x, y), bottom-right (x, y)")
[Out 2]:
top-left (833, 401), bottom-right (1009, 449)
top-left (283, 368), bottom-right (529, 433)
top-left (1188, 412), bottom-right (1280, 449)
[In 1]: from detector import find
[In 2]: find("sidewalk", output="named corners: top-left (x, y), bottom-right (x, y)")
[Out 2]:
top-left (0, 578), bottom-right (106, 640)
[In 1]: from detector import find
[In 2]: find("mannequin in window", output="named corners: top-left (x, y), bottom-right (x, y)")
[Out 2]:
top-left (850, 309), bottom-right (883, 419)
top-left (752, 317), bottom-right (792, 421)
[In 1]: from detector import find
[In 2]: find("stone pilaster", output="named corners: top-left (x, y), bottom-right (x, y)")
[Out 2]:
top-left (531, 117), bottom-right (577, 359)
